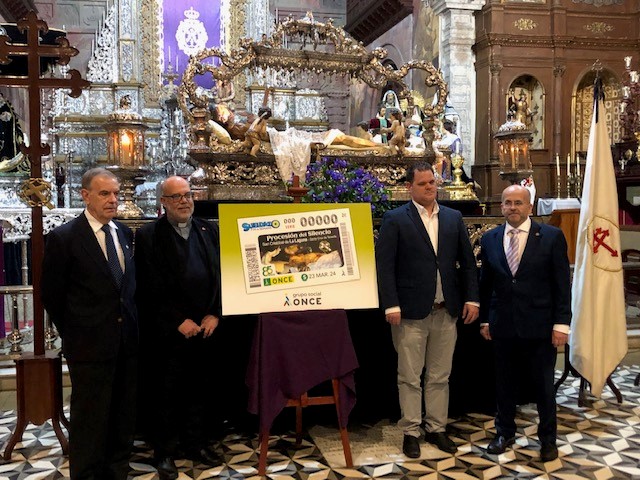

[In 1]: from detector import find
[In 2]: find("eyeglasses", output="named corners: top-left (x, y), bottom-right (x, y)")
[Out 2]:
top-left (162, 192), bottom-right (194, 202)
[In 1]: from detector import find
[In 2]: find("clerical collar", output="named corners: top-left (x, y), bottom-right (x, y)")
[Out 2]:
top-left (167, 216), bottom-right (192, 240)
top-left (167, 217), bottom-right (192, 229)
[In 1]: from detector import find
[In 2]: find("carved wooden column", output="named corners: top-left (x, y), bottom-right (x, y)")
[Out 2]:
top-left (553, 64), bottom-right (566, 159)
top-left (430, 0), bottom-right (486, 166)
top-left (490, 62), bottom-right (503, 161)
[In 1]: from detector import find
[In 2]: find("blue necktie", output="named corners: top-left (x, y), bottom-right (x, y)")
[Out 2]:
top-left (101, 224), bottom-right (123, 287)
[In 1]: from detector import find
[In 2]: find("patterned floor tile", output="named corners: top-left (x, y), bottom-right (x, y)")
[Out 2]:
top-left (0, 367), bottom-right (638, 478)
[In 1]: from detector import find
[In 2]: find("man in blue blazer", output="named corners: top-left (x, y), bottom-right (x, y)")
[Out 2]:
top-left (479, 185), bottom-right (570, 462)
top-left (376, 162), bottom-right (479, 458)
top-left (42, 168), bottom-right (138, 479)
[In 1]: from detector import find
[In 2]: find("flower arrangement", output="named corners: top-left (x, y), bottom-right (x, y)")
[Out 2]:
top-left (304, 157), bottom-right (392, 217)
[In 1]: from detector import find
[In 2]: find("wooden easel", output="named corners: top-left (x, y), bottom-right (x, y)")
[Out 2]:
top-left (0, 11), bottom-right (89, 460)
top-left (258, 378), bottom-right (353, 476)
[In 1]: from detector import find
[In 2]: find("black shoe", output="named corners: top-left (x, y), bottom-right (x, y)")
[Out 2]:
top-left (424, 432), bottom-right (457, 454)
top-left (540, 443), bottom-right (558, 462)
top-left (402, 435), bottom-right (421, 458)
top-left (155, 456), bottom-right (178, 480)
top-left (486, 435), bottom-right (516, 454)
top-left (185, 447), bottom-right (223, 467)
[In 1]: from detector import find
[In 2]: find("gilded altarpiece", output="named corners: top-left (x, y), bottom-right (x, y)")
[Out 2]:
top-left (573, 70), bottom-right (623, 157)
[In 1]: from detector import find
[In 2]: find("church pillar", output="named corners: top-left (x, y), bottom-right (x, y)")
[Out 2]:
top-left (429, 0), bottom-right (486, 167)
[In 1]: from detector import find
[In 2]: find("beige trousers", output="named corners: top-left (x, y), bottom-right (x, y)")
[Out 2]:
top-left (391, 308), bottom-right (457, 437)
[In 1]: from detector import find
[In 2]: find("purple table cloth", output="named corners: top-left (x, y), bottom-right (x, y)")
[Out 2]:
top-left (246, 309), bottom-right (359, 432)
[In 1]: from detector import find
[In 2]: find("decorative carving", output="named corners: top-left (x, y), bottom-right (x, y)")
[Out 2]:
top-left (120, 0), bottom-right (133, 38)
top-left (227, 0), bottom-right (248, 107)
top-left (121, 41), bottom-right (134, 82)
top-left (18, 178), bottom-right (54, 209)
top-left (553, 65), bottom-right (566, 77)
top-left (0, 208), bottom-right (82, 243)
top-left (179, 15), bottom-right (448, 122)
top-left (583, 22), bottom-right (614, 34)
top-left (489, 63), bottom-right (503, 76)
top-left (572, 0), bottom-right (623, 6)
top-left (87, 3), bottom-right (117, 83)
top-left (141, 0), bottom-right (162, 106)
top-left (514, 18), bottom-right (537, 31)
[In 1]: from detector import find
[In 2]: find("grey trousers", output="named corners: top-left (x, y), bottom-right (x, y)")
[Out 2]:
top-left (391, 308), bottom-right (457, 437)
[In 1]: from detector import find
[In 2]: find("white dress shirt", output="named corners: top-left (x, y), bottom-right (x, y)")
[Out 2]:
top-left (85, 210), bottom-right (125, 272)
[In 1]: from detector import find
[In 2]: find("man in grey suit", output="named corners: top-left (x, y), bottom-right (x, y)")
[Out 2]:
top-left (479, 185), bottom-right (570, 462)
top-left (376, 162), bottom-right (479, 458)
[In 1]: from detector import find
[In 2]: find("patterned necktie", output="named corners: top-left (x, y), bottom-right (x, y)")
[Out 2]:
top-left (101, 224), bottom-right (123, 287)
top-left (506, 229), bottom-right (520, 276)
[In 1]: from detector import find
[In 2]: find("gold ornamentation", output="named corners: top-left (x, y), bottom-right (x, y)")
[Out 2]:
top-left (584, 22), bottom-right (614, 34)
top-left (178, 14), bottom-right (448, 122)
top-left (141, 0), bottom-right (162, 106)
top-left (19, 178), bottom-right (54, 209)
top-left (514, 18), bottom-right (537, 31)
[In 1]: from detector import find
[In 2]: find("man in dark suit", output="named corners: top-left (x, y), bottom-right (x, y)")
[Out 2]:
top-left (135, 176), bottom-right (222, 480)
top-left (479, 185), bottom-right (570, 462)
top-left (376, 162), bottom-right (479, 458)
top-left (42, 168), bottom-right (138, 479)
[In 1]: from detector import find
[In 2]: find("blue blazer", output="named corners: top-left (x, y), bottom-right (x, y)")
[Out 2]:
top-left (42, 213), bottom-right (138, 362)
top-left (375, 202), bottom-right (479, 319)
top-left (479, 221), bottom-right (571, 339)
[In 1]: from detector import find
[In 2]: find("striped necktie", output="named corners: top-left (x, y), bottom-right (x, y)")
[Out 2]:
top-left (506, 229), bottom-right (520, 276)
top-left (101, 224), bottom-right (123, 287)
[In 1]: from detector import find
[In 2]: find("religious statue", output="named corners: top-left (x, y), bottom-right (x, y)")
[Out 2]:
top-left (509, 89), bottom-right (532, 127)
top-left (214, 79), bottom-right (235, 107)
top-left (380, 109), bottom-right (406, 156)
top-left (243, 107), bottom-right (272, 157)
top-left (382, 90), bottom-right (401, 119)
top-left (0, 93), bottom-right (28, 173)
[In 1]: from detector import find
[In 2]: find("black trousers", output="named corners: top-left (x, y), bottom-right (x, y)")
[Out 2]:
top-left (67, 352), bottom-right (138, 480)
top-left (493, 336), bottom-right (557, 445)
top-left (151, 336), bottom-right (218, 458)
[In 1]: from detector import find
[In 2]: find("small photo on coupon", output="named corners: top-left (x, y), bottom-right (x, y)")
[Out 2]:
top-left (259, 228), bottom-right (344, 274)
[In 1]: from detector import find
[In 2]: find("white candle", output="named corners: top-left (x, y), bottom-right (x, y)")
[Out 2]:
top-left (576, 154), bottom-right (580, 176)
top-left (556, 154), bottom-right (560, 177)
top-left (567, 153), bottom-right (571, 176)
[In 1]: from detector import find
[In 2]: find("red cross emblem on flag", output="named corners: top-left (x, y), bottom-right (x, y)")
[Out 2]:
top-left (592, 227), bottom-right (618, 257)
top-left (587, 216), bottom-right (623, 272)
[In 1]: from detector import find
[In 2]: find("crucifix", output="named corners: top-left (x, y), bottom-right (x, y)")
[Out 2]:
top-left (0, 11), bottom-right (89, 460)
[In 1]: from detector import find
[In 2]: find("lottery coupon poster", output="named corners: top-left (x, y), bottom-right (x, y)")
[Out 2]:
top-left (219, 203), bottom-right (379, 315)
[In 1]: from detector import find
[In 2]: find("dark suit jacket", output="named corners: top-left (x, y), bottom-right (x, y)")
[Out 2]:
top-left (375, 202), bottom-right (479, 319)
top-left (41, 212), bottom-right (138, 362)
top-left (135, 216), bottom-right (222, 339)
top-left (479, 221), bottom-right (571, 339)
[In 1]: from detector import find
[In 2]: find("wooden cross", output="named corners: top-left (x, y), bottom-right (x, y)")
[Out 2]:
top-left (0, 11), bottom-right (89, 460)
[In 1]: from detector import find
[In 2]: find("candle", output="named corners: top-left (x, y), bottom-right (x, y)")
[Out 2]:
top-left (567, 153), bottom-right (571, 176)
top-left (556, 154), bottom-right (560, 177)
top-left (576, 154), bottom-right (580, 177)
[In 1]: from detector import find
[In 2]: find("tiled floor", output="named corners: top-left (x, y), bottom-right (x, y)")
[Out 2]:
top-left (0, 365), bottom-right (639, 479)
